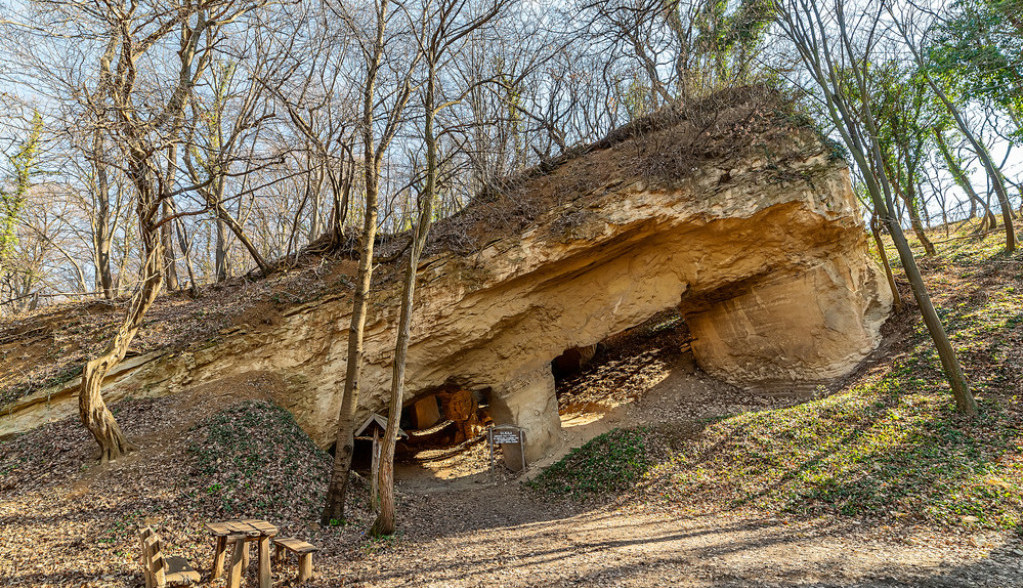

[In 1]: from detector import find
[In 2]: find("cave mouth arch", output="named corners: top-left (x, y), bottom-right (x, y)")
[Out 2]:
top-left (552, 310), bottom-right (694, 422)
top-left (388, 384), bottom-right (493, 466)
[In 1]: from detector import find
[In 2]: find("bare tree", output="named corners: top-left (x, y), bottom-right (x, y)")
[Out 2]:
top-left (322, 0), bottom-right (422, 525)
top-left (773, 0), bottom-right (976, 414)
top-left (370, 0), bottom-right (511, 537)
top-left (6, 0), bottom-right (275, 460)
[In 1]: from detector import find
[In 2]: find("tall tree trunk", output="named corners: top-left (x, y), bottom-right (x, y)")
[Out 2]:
top-left (372, 61), bottom-right (439, 537)
top-left (215, 218), bottom-right (229, 282)
top-left (871, 215), bottom-right (903, 312)
top-left (197, 183), bottom-right (270, 277)
top-left (891, 175), bottom-right (935, 256)
top-left (859, 133), bottom-right (977, 415)
top-left (93, 140), bottom-right (115, 299)
top-left (322, 19), bottom-right (386, 523)
top-left (933, 130), bottom-right (991, 225)
top-left (327, 160), bottom-right (352, 250)
top-left (885, 211), bottom-right (975, 413)
top-left (161, 199), bottom-right (179, 290)
top-left (175, 217), bottom-right (198, 294)
top-left (308, 164), bottom-right (325, 243)
top-left (213, 175), bottom-right (231, 281)
top-left (321, 162), bottom-right (379, 526)
top-left (792, 11), bottom-right (978, 413)
top-left (321, 0), bottom-right (425, 523)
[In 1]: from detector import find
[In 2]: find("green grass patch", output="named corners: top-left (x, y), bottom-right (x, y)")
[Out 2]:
top-left (645, 229), bottom-right (1023, 529)
top-left (541, 228), bottom-right (1022, 529)
top-left (529, 428), bottom-right (651, 500)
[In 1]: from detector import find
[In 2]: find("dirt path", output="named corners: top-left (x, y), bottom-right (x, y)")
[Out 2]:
top-left (336, 482), bottom-right (1022, 588)
top-left (4, 332), bottom-right (1021, 587)
top-left (338, 360), bottom-right (1023, 588)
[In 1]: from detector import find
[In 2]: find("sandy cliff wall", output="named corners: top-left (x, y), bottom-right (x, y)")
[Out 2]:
top-left (1, 100), bottom-right (892, 461)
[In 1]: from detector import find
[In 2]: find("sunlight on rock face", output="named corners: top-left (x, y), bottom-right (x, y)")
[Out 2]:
top-left (1, 122), bottom-right (890, 464)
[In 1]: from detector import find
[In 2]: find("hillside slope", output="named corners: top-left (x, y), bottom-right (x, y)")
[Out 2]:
top-left (0, 224), bottom-right (1020, 588)
top-left (1, 88), bottom-right (892, 465)
top-left (532, 226), bottom-right (1023, 531)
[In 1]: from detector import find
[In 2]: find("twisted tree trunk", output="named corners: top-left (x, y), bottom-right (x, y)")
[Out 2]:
top-left (79, 175), bottom-right (164, 460)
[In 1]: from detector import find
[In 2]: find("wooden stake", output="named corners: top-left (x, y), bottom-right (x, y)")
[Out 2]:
top-left (371, 430), bottom-right (380, 512)
top-left (227, 537), bottom-right (245, 588)
top-left (298, 553), bottom-right (313, 582)
top-left (212, 536), bottom-right (227, 579)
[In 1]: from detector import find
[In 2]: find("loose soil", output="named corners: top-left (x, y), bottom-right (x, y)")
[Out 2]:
top-left (3, 336), bottom-right (1021, 587)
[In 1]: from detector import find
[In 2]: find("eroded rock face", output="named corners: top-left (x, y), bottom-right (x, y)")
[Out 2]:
top-left (1, 114), bottom-right (891, 462)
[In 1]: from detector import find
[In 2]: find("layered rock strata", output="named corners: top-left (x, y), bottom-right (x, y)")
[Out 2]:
top-left (1, 109), bottom-right (892, 461)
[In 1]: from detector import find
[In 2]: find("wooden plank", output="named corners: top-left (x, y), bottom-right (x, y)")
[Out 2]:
top-left (247, 519), bottom-right (278, 536)
top-left (225, 521), bottom-right (260, 537)
top-left (274, 537), bottom-right (319, 553)
top-left (206, 522), bottom-right (232, 536)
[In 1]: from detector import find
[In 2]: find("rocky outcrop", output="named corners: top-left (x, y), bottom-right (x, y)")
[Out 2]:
top-left (0, 95), bottom-right (892, 461)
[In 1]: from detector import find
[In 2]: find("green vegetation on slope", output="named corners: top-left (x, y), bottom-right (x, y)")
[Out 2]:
top-left (535, 228), bottom-right (1023, 530)
top-left (529, 429), bottom-right (651, 500)
top-left (185, 400), bottom-right (335, 521)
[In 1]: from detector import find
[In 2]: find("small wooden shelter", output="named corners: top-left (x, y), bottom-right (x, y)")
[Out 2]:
top-left (355, 414), bottom-right (406, 509)
top-left (355, 413), bottom-right (407, 441)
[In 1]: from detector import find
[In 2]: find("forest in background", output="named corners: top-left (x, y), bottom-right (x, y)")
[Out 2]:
top-left (0, 0), bottom-right (1019, 309)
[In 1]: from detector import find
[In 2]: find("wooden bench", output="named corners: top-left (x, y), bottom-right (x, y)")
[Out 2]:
top-left (139, 527), bottom-right (201, 588)
top-left (272, 537), bottom-right (319, 582)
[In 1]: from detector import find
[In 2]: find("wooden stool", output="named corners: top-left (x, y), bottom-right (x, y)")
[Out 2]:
top-left (207, 519), bottom-right (277, 588)
top-left (272, 537), bottom-right (319, 582)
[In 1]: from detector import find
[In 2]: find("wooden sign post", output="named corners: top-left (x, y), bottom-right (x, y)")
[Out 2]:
top-left (487, 424), bottom-right (527, 472)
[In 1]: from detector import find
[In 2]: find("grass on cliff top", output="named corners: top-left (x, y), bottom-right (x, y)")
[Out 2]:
top-left (534, 226), bottom-right (1023, 530)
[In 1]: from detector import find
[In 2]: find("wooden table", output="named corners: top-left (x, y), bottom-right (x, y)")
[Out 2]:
top-left (206, 519), bottom-right (278, 588)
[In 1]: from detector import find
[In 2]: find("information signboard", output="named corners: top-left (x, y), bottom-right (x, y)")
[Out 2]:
top-left (487, 425), bottom-right (527, 471)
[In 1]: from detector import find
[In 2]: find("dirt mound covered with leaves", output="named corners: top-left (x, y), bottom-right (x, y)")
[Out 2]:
top-left (0, 391), bottom-right (373, 587)
top-left (185, 400), bottom-right (337, 521)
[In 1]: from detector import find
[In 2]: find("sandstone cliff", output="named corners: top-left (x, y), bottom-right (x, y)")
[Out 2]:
top-left (0, 90), bottom-right (892, 459)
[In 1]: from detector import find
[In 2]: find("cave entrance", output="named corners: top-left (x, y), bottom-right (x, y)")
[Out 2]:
top-left (553, 310), bottom-right (694, 427)
top-left (394, 385), bottom-right (493, 467)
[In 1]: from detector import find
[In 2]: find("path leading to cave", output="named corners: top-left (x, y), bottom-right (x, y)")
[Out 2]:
top-left (339, 472), bottom-right (1021, 588)
top-left (359, 361), bottom-right (1021, 588)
